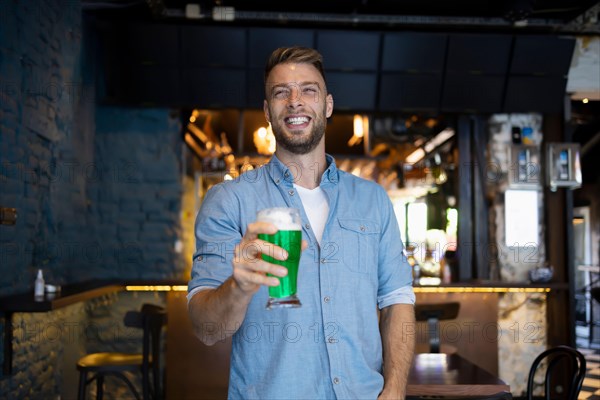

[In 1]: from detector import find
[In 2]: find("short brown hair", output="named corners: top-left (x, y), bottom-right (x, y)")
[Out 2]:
top-left (264, 47), bottom-right (327, 88)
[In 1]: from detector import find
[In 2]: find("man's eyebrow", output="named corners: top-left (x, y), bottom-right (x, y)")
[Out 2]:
top-left (268, 81), bottom-right (322, 90)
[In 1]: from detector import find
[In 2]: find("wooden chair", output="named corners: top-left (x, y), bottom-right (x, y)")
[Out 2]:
top-left (77, 304), bottom-right (167, 400)
top-left (526, 345), bottom-right (586, 400)
top-left (414, 302), bottom-right (460, 353)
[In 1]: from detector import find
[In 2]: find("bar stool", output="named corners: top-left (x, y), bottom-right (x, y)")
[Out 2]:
top-left (414, 302), bottom-right (460, 353)
top-left (77, 304), bottom-right (167, 400)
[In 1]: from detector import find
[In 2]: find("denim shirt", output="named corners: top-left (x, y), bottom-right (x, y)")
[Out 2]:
top-left (189, 154), bottom-right (414, 400)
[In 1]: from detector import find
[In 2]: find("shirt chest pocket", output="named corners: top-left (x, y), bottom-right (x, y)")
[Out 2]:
top-left (337, 218), bottom-right (380, 274)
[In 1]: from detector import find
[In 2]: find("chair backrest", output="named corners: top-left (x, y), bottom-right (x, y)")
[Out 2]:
top-left (526, 345), bottom-right (586, 400)
top-left (414, 302), bottom-right (460, 353)
top-left (123, 304), bottom-right (167, 400)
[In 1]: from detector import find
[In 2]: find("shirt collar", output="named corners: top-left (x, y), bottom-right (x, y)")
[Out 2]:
top-left (267, 153), bottom-right (339, 186)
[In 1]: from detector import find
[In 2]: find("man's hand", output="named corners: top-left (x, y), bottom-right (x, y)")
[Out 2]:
top-left (232, 221), bottom-right (306, 295)
top-left (189, 221), bottom-right (308, 346)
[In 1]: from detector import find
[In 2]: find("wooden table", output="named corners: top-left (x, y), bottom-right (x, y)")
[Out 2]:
top-left (407, 353), bottom-right (511, 397)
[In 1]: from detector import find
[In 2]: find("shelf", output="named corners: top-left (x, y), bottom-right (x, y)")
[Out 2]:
top-left (0, 279), bottom-right (185, 375)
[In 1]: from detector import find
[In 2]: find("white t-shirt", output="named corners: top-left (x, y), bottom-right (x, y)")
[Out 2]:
top-left (294, 184), bottom-right (329, 246)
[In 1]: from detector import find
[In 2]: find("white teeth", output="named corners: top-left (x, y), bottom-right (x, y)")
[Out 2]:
top-left (286, 116), bottom-right (309, 125)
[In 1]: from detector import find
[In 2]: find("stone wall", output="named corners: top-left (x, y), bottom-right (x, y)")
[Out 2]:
top-left (498, 293), bottom-right (547, 396)
top-left (487, 114), bottom-right (546, 282)
top-left (0, 0), bottom-right (184, 397)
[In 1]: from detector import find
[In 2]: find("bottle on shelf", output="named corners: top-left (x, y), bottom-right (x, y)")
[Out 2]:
top-left (34, 269), bottom-right (45, 300)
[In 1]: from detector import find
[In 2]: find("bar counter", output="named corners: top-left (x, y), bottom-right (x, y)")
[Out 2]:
top-left (0, 279), bottom-right (559, 393)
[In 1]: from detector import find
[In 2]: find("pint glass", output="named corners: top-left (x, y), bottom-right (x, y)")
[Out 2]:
top-left (257, 207), bottom-right (302, 309)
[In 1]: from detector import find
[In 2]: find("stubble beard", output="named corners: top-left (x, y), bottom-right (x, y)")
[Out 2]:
top-left (269, 104), bottom-right (327, 155)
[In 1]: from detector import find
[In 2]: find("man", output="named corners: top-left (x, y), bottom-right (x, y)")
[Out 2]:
top-left (188, 47), bottom-right (415, 399)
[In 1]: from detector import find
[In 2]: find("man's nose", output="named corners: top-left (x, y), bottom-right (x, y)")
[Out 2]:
top-left (287, 86), bottom-right (303, 108)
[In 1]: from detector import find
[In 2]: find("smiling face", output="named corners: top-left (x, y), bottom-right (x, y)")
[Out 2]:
top-left (264, 62), bottom-right (334, 156)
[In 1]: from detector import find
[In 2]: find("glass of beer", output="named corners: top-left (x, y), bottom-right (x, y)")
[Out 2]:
top-left (257, 207), bottom-right (302, 309)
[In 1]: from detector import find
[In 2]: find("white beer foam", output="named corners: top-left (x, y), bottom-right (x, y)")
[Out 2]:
top-left (257, 208), bottom-right (302, 231)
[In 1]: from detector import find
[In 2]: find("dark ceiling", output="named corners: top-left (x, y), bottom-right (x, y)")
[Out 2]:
top-left (86, 0), bottom-right (600, 178)
top-left (85, 0), bottom-right (600, 33)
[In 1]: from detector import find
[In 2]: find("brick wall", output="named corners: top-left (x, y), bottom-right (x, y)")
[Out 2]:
top-left (0, 0), bottom-right (94, 294)
top-left (89, 106), bottom-right (184, 281)
top-left (1, 0), bottom-right (184, 397)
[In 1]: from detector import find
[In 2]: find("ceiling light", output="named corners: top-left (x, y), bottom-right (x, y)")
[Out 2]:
top-left (353, 114), bottom-right (364, 138)
top-left (348, 115), bottom-right (369, 147)
top-left (406, 128), bottom-right (455, 164)
top-left (582, 98), bottom-right (589, 104)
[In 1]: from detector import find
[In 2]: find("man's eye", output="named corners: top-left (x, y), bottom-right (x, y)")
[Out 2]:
top-left (303, 87), bottom-right (317, 93)
top-left (274, 90), bottom-right (289, 98)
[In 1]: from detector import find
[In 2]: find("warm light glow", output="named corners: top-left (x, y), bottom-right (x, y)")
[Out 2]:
top-left (189, 116), bottom-right (196, 123)
top-left (406, 148), bottom-right (426, 164)
top-left (253, 125), bottom-right (276, 155)
top-left (353, 115), bottom-right (364, 138)
top-left (224, 174), bottom-right (233, 180)
top-left (582, 98), bottom-right (589, 104)
top-left (406, 128), bottom-right (455, 164)
top-left (413, 287), bottom-right (550, 293)
top-left (125, 285), bottom-right (188, 292)
top-left (424, 128), bottom-right (455, 153)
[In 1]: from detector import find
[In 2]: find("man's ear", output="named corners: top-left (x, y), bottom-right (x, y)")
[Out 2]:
top-left (263, 99), bottom-right (271, 123)
top-left (326, 94), bottom-right (334, 118)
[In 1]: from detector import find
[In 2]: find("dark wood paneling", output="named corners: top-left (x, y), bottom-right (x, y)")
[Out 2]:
top-left (472, 117), bottom-right (490, 280)
top-left (379, 74), bottom-right (441, 112)
top-left (510, 36), bottom-right (576, 76)
top-left (504, 77), bottom-right (567, 113)
top-left (327, 72), bottom-right (377, 111)
top-left (167, 291), bottom-right (230, 400)
top-left (184, 68), bottom-right (246, 108)
top-left (248, 28), bottom-right (314, 68)
top-left (442, 74), bottom-right (505, 112)
top-left (543, 114), bottom-right (572, 347)
top-left (457, 116), bottom-right (474, 282)
top-left (317, 30), bottom-right (380, 71)
top-left (415, 292), bottom-right (499, 375)
top-left (182, 26), bottom-right (246, 68)
top-left (123, 65), bottom-right (181, 105)
top-left (382, 32), bottom-right (447, 73)
top-left (446, 34), bottom-right (512, 75)
top-left (123, 23), bottom-right (180, 66)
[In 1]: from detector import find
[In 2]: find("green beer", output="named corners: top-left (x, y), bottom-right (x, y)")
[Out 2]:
top-left (256, 208), bottom-right (302, 309)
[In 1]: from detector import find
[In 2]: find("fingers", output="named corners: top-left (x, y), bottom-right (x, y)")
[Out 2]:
top-left (231, 221), bottom-right (304, 294)
top-left (240, 238), bottom-right (289, 262)
top-left (233, 266), bottom-right (281, 288)
top-left (245, 221), bottom-right (278, 239)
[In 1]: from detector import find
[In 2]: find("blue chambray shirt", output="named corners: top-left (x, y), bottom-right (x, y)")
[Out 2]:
top-left (188, 154), bottom-right (414, 400)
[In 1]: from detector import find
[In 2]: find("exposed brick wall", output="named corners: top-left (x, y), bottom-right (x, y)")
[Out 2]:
top-left (1, 0), bottom-right (184, 397)
top-left (89, 106), bottom-right (184, 281)
top-left (0, 303), bottom-right (87, 399)
top-left (0, 0), bottom-right (94, 294)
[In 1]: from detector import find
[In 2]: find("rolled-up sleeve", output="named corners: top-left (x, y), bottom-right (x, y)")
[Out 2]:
top-left (188, 184), bottom-right (241, 295)
top-left (375, 186), bottom-right (414, 308)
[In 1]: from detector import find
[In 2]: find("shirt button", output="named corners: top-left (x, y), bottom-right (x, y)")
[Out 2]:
top-left (288, 189), bottom-right (295, 196)
top-left (284, 171), bottom-right (290, 178)
top-left (360, 225), bottom-right (365, 231)
top-left (275, 179), bottom-right (280, 184)
top-left (333, 377), bottom-right (340, 385)
top-left (324, 296), bottom-right (330, 303)
top-left (305, 223), bottom-right (310, 230)
top-left (328, 337), bottom-right (336, 344)
top-left (321, 258), bottom-right (326, 264)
